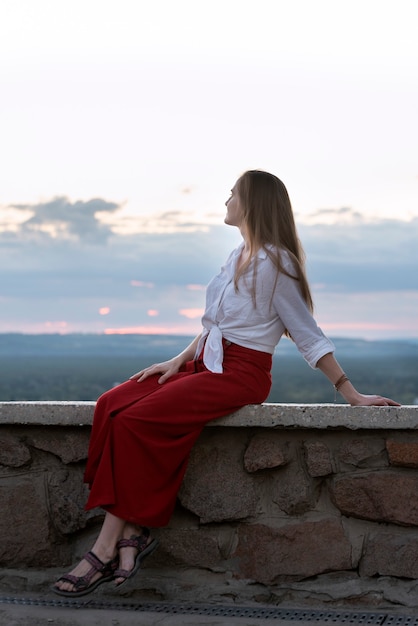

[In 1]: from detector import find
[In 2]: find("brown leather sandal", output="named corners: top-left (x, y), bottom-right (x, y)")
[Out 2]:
top-left (52, 550), bottom-right (118, 597)
top-left (114, 528), bottom-right (159, 587)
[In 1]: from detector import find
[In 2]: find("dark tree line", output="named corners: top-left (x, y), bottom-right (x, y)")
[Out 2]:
top-left (1, 354), bottom-right (416, 404)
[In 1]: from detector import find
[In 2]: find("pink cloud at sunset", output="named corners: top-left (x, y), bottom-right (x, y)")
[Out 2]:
top-left (104, 323), bottom-right (201, 335)
top-left (3, 311), bottom-right (417, 341)
top-left (44, 321), bottom-right (69, 331)
top-left (131, 280), bottom-right (154, 288)
top-left (99, 307), bottom-right (110, 315)
top-left (147, 309), bottom-right (159, 317)
top-left (179, 308), bottom-right (205, 319)
top-left (186, 284), bottom-right (206, 291)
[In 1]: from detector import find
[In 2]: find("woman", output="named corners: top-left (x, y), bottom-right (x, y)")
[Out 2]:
top-left (53, 170), bottom-right (399, 596)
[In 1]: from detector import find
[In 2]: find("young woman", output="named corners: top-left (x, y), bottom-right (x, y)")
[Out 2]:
top-left (52, 170), bottom-right (399, 596)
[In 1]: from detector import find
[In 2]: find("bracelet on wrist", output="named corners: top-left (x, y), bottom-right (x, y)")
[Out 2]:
top-left (334, 374), bottom-right (349, 392)
top-left (334, 374), bottom-right (350, 402)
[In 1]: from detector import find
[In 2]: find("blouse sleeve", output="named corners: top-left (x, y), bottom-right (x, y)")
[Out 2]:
top-left (272, 266), bottom-right (335, 368)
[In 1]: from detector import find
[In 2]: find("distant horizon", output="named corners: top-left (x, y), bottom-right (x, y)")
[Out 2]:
top-left (2, 330), bottom-right (418, 344)
top-left (3, 326), bottom-right (417, 405)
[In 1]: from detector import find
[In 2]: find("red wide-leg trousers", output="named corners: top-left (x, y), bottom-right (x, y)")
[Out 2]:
top-left (84, 341), bottom-right (272, 527)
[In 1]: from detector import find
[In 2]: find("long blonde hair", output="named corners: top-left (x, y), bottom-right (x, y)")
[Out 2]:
top-left (235, 170), bottom-right (313, 313)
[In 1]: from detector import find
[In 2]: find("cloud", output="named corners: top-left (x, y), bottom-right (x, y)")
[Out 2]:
top-left (10, 196), bottom-right (120, 243)
top-left (1, 198), bottom-right (418, 337)
top-left (301, 207), bottom-right (363, 223)
top-left (186, 284), bottom-right (206, 291)
top-left (130, 280), bottom-right (154, 288)
top-left (179, 308), bottom-right (205, 319)
top-left (299, 209), bottom-right (418, 292)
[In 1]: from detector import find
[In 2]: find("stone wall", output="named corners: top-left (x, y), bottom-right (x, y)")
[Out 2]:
top-left (2, 401), bottom-right (418, 607)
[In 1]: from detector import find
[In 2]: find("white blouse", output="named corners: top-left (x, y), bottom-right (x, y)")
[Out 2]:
top-left (195, 242), bottom-right (335, 373)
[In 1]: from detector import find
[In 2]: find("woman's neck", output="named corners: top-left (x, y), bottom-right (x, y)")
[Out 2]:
top-left (236, 237), bottom-right (253, 270)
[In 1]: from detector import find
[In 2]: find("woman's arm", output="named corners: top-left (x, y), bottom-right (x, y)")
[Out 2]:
top-left (271, 261), bottom-right (400, 406)
top-left (316, 352), bottom-right (400, 406)
top-left (130, 333), bottom-right (203, 384)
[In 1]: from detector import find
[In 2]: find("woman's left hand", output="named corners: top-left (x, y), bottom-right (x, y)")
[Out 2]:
top-left (350, 394), bottom-right (401, 407)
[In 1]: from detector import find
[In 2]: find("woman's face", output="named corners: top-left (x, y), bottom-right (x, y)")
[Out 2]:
top-left (224, 183), bottom-right (244, 227)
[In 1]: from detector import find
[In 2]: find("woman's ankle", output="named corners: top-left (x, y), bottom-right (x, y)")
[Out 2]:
top-left (91, 539), bottom-right (117, 563)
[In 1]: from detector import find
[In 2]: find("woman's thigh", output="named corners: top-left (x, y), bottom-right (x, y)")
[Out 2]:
top-left (111, 345), bottom-right (272, 428)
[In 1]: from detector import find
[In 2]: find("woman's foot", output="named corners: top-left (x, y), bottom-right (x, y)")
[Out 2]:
top-left (52, 549), bottom-right (118, 597)
top-left (52, 511), bottom-right (127, 596)
top-left (114, 524), bottom-right (159, 587)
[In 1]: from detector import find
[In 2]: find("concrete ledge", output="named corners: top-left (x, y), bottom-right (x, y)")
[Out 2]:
top-left (0, 401), bottom-right (416, 429)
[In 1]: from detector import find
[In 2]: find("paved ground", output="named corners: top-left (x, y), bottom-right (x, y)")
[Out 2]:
top-left (1, 594), bottom-right (418, 626)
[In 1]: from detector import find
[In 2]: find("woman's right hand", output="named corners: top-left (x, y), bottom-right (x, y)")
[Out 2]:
top-left (130, 357), bottom-right (183, 385)
top-left (130, 333), bottom-right (202, 385)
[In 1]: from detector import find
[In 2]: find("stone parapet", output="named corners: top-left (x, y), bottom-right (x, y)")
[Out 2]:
top-left (2, 401), bottom-right (418, 609)
top-left (0, 400), bottom-right (416, 429)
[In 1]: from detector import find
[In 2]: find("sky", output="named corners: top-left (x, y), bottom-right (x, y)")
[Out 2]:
top-left (0, 0), bottom-right (417, 340)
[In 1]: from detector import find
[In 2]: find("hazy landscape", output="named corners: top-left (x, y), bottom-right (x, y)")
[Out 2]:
top-left (1, 333), bottom-right (417, 405)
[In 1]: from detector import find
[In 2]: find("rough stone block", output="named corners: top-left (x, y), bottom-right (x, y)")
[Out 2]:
top-left (232, 518), bottom-right (352, 583)
top-left (272, 462), bottom-right (318, 515)
top-left (361, 529), bottom-right (418, 578)
top-left (0, 434), bottom-right (31, 467)
top-left (28, 428), bottom-right (90, 464)
top-left (330, 471), bottom-right (418, 525)
top-left (386, 439), bottom-right (418, 468)
top-left (0, 470), bottom-right (70, 567)
top-left (337, 438), bottom-right (386, 468)
top-left (244, 433), bottom-right (289, 473)
top-left (304, 441), bottom-right (333, 477)
top-left (154, 528), bottom-right (223, 569)
top-left (47, 468), bottom-right (91, 534)
top-left (179, 431), bottom-right (258, 523)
